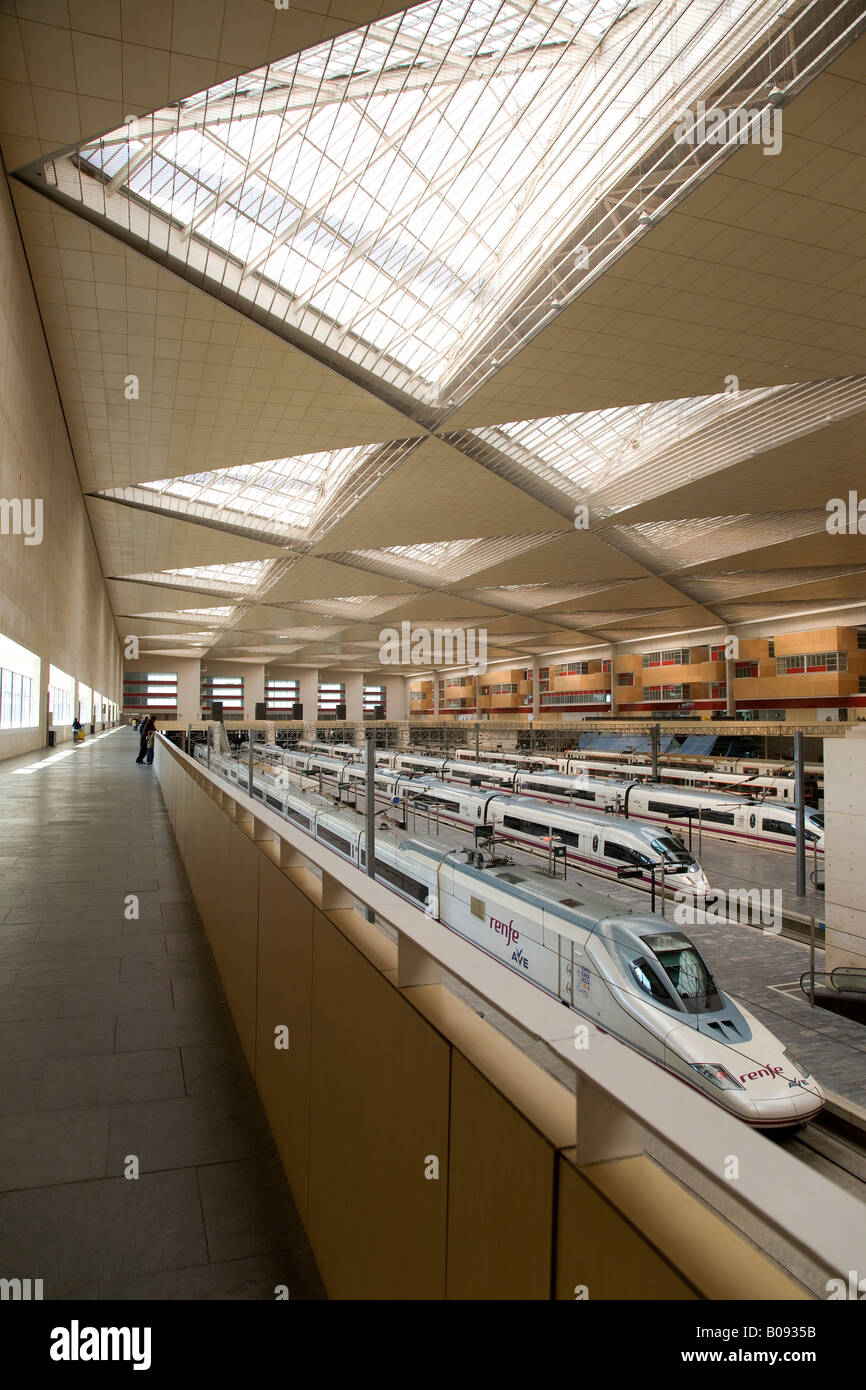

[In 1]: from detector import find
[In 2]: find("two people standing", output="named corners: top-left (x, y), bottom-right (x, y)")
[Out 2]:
top-left (135, 715), bottom-right (157, 764)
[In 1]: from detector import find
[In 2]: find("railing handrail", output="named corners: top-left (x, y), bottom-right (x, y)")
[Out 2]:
top-left (159, 734), bottom-right (866, 1281)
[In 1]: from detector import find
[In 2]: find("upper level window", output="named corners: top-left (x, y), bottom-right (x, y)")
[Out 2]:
top-left (642, 648), bottom-right (690, 668)
top-left (0, 634), bottom-right (40, 731)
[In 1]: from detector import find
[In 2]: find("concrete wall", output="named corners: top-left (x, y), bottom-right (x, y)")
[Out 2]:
top-left (0, 169), bottom-right (121, 761)
top-left (824, 726), bottom-right (866, 971)
top-left (157, 737), bottom-right (808, 1302)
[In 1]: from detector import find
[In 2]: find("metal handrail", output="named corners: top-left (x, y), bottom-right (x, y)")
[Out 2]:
top-left (800, 967), bottom-right (866, 997)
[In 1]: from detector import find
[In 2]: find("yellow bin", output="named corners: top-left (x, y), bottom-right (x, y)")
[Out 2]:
top-left (75, 729), bottom-right (85, 742)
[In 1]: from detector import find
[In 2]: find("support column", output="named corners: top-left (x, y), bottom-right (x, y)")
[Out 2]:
top-left (531, 657), bottom-right (540, 719)
top-left (384, 675), bottom-right (407, 721)
top-left (343, 671), bottom-right (363, 722)
top-left (608, 646), bottom-right (618, 717)
top-left (725, 631), bottom-right (736, 718)
top-left (432, 671), bottom-right (440, 717)
top-left (244, 663), bottom-right (265, 720)
top-left (298, 669), bottom-right (318, 738)
top-left (825, 726), bottom-right (866, 970)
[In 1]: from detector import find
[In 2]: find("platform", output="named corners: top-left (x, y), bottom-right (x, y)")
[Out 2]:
top-left (0, 728), bottom-right (325, 1300)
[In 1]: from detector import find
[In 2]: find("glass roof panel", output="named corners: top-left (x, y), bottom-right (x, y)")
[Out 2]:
top-left (24, 0), bottom-right (819, 411)
top-left (126, 561), bottom-right (276, 595)
top-left (99, 442), bottom-right (393, 540)
top-left (458, 378), bottom-right (866, 515)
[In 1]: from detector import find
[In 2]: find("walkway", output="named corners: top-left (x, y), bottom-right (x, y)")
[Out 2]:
top-left (0, 728), bottom-right (324, 1300)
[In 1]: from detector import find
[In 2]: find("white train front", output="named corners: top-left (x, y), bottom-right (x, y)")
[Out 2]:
top-left (198, 744), bottom-right (824, 1128)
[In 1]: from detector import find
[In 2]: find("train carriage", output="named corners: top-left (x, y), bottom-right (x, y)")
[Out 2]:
top-left (195, 743), bottom-right (821, 1128)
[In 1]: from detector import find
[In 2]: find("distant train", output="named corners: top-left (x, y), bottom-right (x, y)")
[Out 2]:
top-left (197, 744), bottom-right (823, 1128)
top-left (440, 748), bottom-right (819, 804)
top-left (248, 745), bottom-right (711, 897)
top-left (271, 746), bottom-right (823, 856)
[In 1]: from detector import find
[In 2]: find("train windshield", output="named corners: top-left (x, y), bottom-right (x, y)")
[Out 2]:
top-left (651, 835), bottom-right (696, 869)
top-left (641, 932), bottom-right (723, 1014)
top-left (809, 813), bottom-right (824, 828)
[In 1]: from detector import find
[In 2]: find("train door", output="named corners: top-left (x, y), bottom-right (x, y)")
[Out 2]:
top-left (745, 806), bottom-right (758, 844)
top-left (558, 936), bottom-right (574, 1005)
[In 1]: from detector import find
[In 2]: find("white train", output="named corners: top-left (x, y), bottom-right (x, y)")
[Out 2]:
top-left (197, 744), bottom-right (823, 1128)
top-left (271, 746), bottom-right (824, 856)
top-left (419, 747), bottom-right (818, 803)
top-left (453, 745), bottom-right (824, 801)
top-left (247, 745), bottom-right (711, 898)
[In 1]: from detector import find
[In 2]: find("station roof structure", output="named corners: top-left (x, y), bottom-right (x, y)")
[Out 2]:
top-left (3, 0), bottom-right (866, 672)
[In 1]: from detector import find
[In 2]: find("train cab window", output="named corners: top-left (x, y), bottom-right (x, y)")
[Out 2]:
top-left (651, 835), bottom-right (694, 868)
top-left (641, 933), bottom-right (722, 1013)
top-left (810, 813), bottom-right (825, 829)
top-left (604, 840), bottom-right (644, 866)
top-left (628, 956), bottom-right (675, 1005)
top-left (762, 817), bottom-right (795, 836)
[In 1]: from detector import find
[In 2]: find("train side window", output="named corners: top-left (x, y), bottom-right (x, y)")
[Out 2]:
top-left (317, 826), bottom-right (351, 853)
top-left (762, 817), bottom-right (795, 836)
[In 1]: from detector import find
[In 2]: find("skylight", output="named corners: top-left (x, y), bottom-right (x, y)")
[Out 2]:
top-left (454, 378), bottom-right (866, 515)
top-left (99, 442), bottom-right (402, 542)
top-left (21, 0), bottom-right (817, 412)
top-left (126, 560), bottom-right (276, 595)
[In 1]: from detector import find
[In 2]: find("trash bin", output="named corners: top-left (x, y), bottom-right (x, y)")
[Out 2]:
top-left (48, 730), bottom-right (57, 747)
top-left (75, 729), bottom-right (85, 742)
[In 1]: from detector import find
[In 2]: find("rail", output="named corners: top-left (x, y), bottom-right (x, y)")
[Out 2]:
top-left (156, 734), bottom-right (866, 1286)
top-left (800, 967), bottom-right (866, 998)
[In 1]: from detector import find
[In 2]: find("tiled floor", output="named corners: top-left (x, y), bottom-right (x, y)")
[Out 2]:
top-left (0, 728), bottom-right (325, 1300)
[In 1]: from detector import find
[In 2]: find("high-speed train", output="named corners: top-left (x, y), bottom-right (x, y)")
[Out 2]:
top-left (196, 744), bottom-right (823, 1128)
top-left (246, 744), bottom-right (711, 898)
top-left (399, 748), bottom-right (816, 804)
top-left (268, 745), bottom-right (824, 856)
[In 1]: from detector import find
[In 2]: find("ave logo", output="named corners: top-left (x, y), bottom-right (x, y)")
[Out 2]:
top-left (511, 946), bottom-right (530, 970)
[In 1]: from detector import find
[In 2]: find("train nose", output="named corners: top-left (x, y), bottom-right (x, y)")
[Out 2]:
top-left (680, 867), bottom-right (710, 894)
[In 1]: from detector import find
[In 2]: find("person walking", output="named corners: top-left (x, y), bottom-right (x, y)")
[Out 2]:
top-left (145, 717), bottom-right (158, 765)
top-left (135, 715), bottom-right (153, 763)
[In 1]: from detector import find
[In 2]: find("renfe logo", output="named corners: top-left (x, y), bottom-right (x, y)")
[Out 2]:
top-left (739, 1064), bottom-right (783, 1083)
top-left (489, 915), bottom-right (519, 949)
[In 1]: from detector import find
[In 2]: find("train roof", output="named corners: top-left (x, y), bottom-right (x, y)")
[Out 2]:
top-left (498, 794), bottom-right (658, 835)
